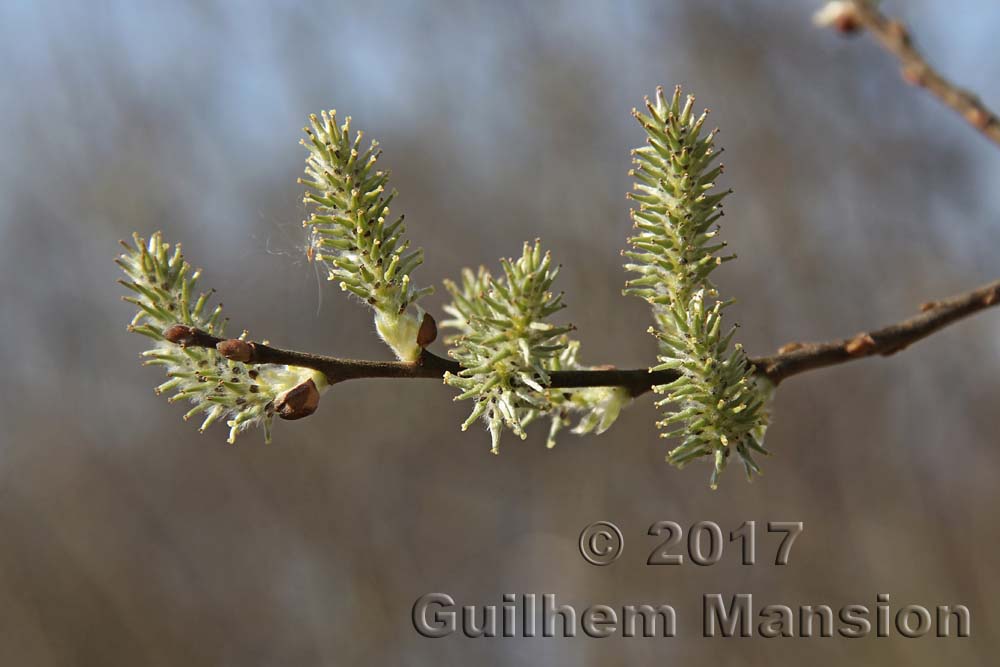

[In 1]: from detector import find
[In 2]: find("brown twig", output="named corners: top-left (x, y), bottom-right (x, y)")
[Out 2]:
top-left (164, 324), bottom-right (679, 398)
top-left (754, 278), bottom-right (1000, 383)
top-left (163, 278), bottom-right (1000, 396)
top-left (845, 0), bottom-right (1000, 146)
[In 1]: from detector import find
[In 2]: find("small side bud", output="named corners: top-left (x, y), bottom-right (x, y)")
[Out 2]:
top-left (845, 333), bottom-right (877, 356)
top-left (417, 312), bottom-right (437, 348)
top-left (274, 379), bottom-right (320, 420)
top-left (777, 341), bottom-right (805, 354)
top-left (901, 64), bottom-right (927, 87)
top-left (964, 107), bottom-right (992, 132)
top-left (164, 324), bottom-right (199, 346)
top-left (217, 339), bottom-right (254, 362)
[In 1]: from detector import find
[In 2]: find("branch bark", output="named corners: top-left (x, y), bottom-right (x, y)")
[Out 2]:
top-left (846, 0), bottom-right (1000, 147)
top-left (163, 278), bottom-right (1000, 396)
top-left (753, 278), bottom-right (1000, 384)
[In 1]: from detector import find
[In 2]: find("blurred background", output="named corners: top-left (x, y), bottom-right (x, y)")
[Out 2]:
top-left (1, 0), bottom-right (998, 664)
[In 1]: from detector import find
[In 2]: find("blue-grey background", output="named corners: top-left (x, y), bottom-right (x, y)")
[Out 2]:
top-left (1, 1), bottom-right (998, 664)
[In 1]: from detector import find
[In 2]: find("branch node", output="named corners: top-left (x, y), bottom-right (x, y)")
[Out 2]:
top-left (845, 333), bottom-right (877, 356)
top-left (901, 64), bottom-right (927, 87)
top-left (964, 107), bottom-right (991, 132)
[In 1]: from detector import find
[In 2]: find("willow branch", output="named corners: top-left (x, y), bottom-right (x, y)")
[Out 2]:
top-left (754, 278), bottom-right (1000, 383)
top-left (163, 278), bottom-right (1000, 396)
top-left (846, 0), bottom-right (1000, 147)
top-left (163, 325), bottom-right (680, 397)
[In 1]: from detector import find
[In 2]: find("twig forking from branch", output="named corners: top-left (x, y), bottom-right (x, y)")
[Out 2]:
top-left (163, 278), bottom-right (1000, 396)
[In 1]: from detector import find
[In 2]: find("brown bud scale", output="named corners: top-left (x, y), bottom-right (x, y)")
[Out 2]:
top-left (274, 379), bottom-right (320, 420)
top-left (217, 339), bottom-right (254, 363)
top-left (164, 324), bottom-right (199, 346)
top-left (417, 312), bottom-right (438, 348)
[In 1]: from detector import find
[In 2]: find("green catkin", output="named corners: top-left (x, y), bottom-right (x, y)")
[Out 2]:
top-left (118, 232), bottom-right (325, 443)
top-left (624, 86), bottom-right (772, 488)
top-left (441, 241), bottom-right (629, 452)
top-left (299, 111), bottom-right (433, 361)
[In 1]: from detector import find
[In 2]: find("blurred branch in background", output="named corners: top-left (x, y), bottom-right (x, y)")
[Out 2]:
top-left (817, 0), bottom-right (1000, 146)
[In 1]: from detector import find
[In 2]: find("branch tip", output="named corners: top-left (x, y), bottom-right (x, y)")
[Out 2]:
top-left (844, 0), bottom-right (1000, 148)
